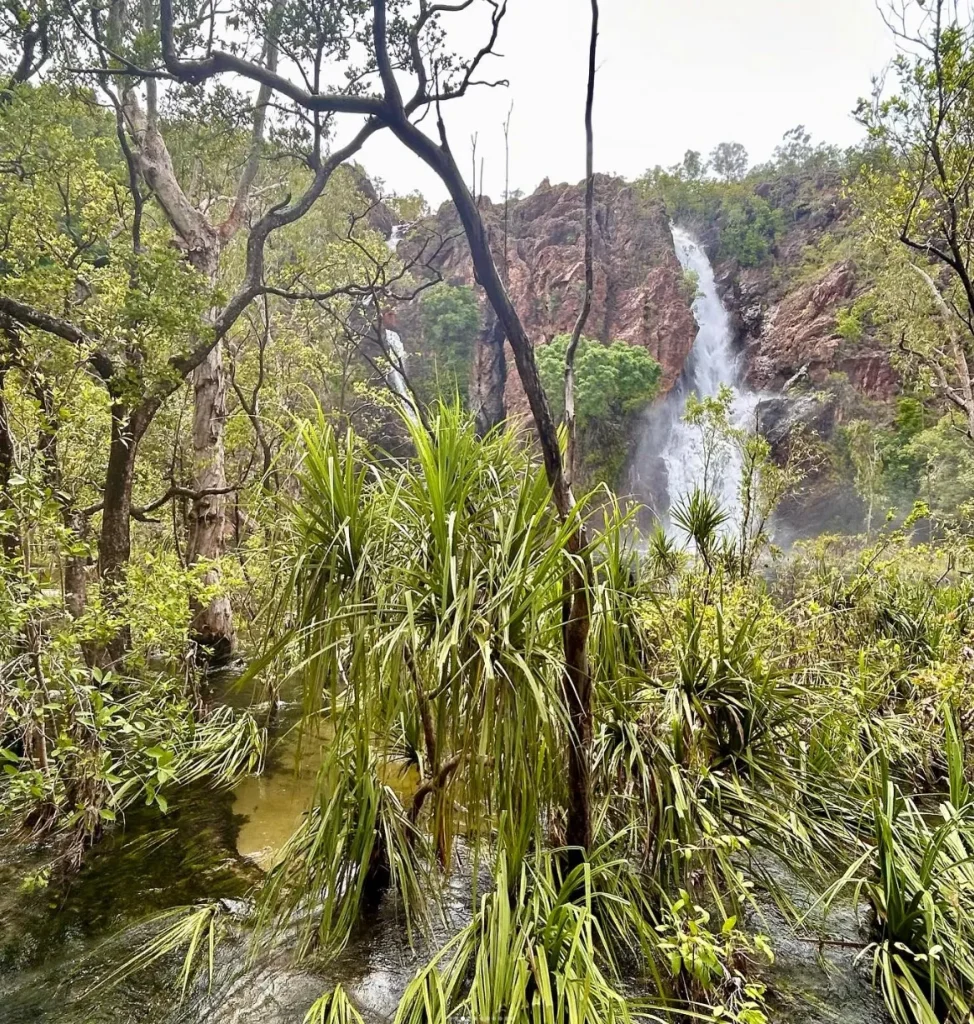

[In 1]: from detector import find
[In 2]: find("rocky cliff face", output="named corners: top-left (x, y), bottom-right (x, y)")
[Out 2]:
top-left (712, 187), bottom-right (897, 403)
top-left (723, 260), bottom-right (897, 401)
top-left (402, 170), bottom-right (897, 442)
top-left (420, 175), bottom-right (697, 412)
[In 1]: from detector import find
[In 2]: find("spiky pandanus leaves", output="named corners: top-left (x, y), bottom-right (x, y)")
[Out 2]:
top-left (394, 849), bottom-right (656, 1024)
top-left (92, 902), bottom-right (231, 1000)
top-left (268, 406), bottom-right (624, 942)
top-left (827, 736), bottom-right (974, 1024)
top-left (645, 522), bottom-right (682, 581)
top-left (671, 488), bottom-right (728, 572)
top-left (614, 587), bottom-right (856, 910)
top-left (304, 984), bottom-right (365, 1024)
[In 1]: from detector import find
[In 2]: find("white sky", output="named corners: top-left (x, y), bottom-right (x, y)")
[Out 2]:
top-left (354, 0), bottom-right (898, 207)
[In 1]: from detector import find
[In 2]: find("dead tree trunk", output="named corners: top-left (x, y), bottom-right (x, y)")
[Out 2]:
top-left (560, 0), bottom-right (599, 858)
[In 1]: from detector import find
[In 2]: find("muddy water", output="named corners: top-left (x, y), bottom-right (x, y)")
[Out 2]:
top-left (233, 719), bottom-right (327, 870)
top-left (0, 702), bottom-right (431, 1024)
top-left (0, 711), bottom-right (888, 1024)
top-left (0, 782), bottom-right (258, 1023)
top-left (233, 714), bottom-right (419, 871)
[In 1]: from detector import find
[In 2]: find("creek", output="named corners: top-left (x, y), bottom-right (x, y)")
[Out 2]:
top-left (0, 708), bottom-right (889, 1024)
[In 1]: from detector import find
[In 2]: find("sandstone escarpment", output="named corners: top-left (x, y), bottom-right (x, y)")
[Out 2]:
top-left (420, 175), bottom-right (697, 411)
top-left (712, 181), bottom-right (897, 404)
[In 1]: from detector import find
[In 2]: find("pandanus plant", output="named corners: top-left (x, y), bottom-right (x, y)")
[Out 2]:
top-left (254, 406), bottom-right (608, 955)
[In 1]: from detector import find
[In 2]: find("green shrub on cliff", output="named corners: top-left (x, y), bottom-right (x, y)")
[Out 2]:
top-left (536, 335), bottom-right (662, 485)
top-left (717, 194), bottom-right (783, 267)
top-left (637, 170), bottom-right (782, 268)
top-left (417, 283), bottom-right (481, 402)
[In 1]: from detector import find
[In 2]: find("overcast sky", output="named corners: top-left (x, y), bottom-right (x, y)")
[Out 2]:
top-left (353, 0), bottom-right (898, 207)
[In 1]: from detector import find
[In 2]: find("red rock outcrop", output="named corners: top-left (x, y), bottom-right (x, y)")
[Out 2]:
top-left (422, 175), bottom-right (697, 412)
top-left (726, 260), bottom-right (897, 401)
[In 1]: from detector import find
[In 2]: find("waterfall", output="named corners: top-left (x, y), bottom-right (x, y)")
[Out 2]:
top-left (383, 326), bottom-right (417, 421)
top-left (365, 222), bottom-right (418, 423)
top-left (631, 226), bottom-right (759, 533)
top-left (388, 222), bottom-right (411, 249)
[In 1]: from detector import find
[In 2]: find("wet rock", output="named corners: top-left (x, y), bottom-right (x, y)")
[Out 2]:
top-left (751, 856), bottom-right (888, 1024)
top-left (756, 393), bottom-right (838, 455)
top-left (347, 167), bottom-right (395, 239)
top-left (745, 262), bottom-right (858, 392)
top-left (199, 961), bottom-right (327, 1024)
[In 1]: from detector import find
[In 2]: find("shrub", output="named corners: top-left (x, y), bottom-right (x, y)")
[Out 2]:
top-left (536, 335), bottom-right (662, 485)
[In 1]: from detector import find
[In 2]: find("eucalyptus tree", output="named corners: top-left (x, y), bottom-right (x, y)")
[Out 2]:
top-left (710, 141), bottom-right (748, 182)
top-left (153, 0), bottom-right (602, 851)
top-left (0, 1), bottom-right (53, 92)
top-left (0, 38), bottom-right (381, 662)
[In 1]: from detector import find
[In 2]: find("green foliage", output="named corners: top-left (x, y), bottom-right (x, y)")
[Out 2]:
top-left (0, 648), bottom-right (264, 858)
top-left (276, 406), bottom-right (593, 878)
top-left (903, 416), bottom-right (974, 524)
top-left (656, 890), bottom-right (772, 1021)
top-left (638, 124), bottom-right (857, 274)
top-left (639, 170), bottom-right (783, 267)
top-left (255, 734), bottom-right (427, 959)
top-left (718, 194), bottom-right (783, 267)
top-left (13, 23), bottom-right (974, 1024)
top-left (0, 85), bottom-right (215, 403)
top-left (417, 283), bottom-right (481, 402)
top-left (305, 986), bottom-right (366, 1024)
top-left (835, 293), bottom-right (876, 343)
top-left (394, 849), bottom-right (646, 1024)
top-left (71, 406), bottom-right (974, 1024)
top-left (680, 267), bottom-right (700, 304)
top-left (827, 758), bottom-right (974, 1024)
top-left (673, 386), bottom-right (801, 573)
top-left (710, 141), bottom-right (749, 183)
top-left (672, 489), bottom-right (728, 571)
top-left (536, 335), bottom-right (661, 485)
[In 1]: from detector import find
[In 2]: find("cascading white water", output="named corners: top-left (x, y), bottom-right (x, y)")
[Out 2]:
top-left (371, 224), bottom-right (418, 422)
top-left (631, 226), bottom-right (759, 532)
top-left (388, 222), bottom-right (410, 249)
top-left (383, 326), bottom-right (417, 419)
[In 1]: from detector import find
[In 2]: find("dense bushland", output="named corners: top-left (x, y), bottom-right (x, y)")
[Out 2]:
top-left (5, 3), bottom-right (974, 1024)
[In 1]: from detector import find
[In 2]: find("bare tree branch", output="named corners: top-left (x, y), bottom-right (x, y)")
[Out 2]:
top-left (564, 0), bottom-right (598, 489)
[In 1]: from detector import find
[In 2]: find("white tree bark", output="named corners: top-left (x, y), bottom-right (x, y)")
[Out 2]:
top-left (188, 335), bottom-right (234, 656)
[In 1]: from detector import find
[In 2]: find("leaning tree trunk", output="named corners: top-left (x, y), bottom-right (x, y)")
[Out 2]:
top-left (472, 307), bottom-right (507, 437)
top-left (187, 337), bottom-right (234, 661)
top-left (99, 404), bottom-right (140, 665)
top-left (126, 78), bottom-right (239, 662)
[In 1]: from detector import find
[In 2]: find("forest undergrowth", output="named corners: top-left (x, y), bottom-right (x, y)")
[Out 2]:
top-left (14, 406), bottom-right (964, 1024)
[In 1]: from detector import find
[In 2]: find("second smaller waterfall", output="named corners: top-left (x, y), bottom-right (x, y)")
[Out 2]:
top-left (383, 327), bottom-right (417, 421)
